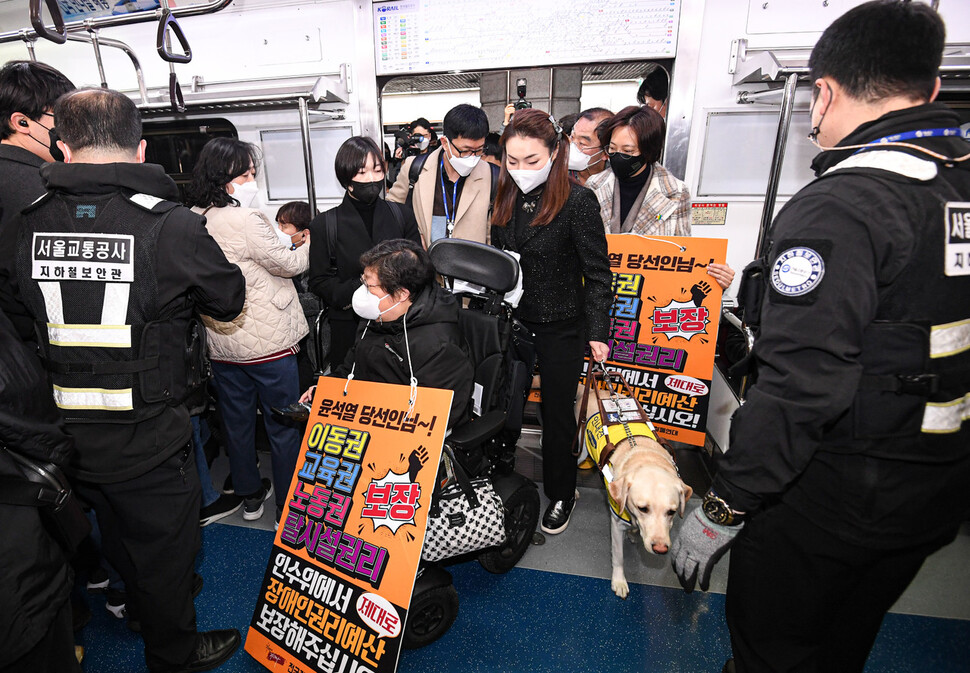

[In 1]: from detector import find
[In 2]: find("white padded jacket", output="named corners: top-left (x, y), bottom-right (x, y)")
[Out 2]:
top-left (194, 205), bottom-right (309, 362)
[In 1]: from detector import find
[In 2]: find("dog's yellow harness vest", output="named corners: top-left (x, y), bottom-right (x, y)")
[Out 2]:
top-left (583, 412), bottom-right (658, 524)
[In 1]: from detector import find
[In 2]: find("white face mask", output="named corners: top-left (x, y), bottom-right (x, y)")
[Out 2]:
top-left (509, 155), bottom-right (554, 194)
top-left (445, 139), bottom-right (482, 177)
top-left (229, 180), bottom-right (261, 209)
top-left (351, 284), bottom-right (401, 321)
top-left (417, 136), bottom-right (430, 151)
top-left (567, 142), bottom-right (603, 172)
top-left (274, 224), bottom-right (295, 249)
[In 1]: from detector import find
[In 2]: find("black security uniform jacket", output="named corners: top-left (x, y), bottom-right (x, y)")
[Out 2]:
top-left (14, 162), bottom-right (245, 483)
top-left (715, 104), bottom-right (970, 548)
top-left (0, 144), bottom-right (50, 342)
top-left (0, 307), bottom-right (75, 664)
top-left (490, 182), bottom-right (613, 342)
top-left (333, 284), bottom-right (473, 427)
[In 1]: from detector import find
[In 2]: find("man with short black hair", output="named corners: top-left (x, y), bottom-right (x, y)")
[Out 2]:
top-left (387, 103), bottom-right (497, 246)
top-left (567, 107), bottom-right (612, 186)
top-left (671, 3), bottom-right (970, 671)
top-left (0, 60), bottom-right (75, 342)
top-left (12, 88), bottom-right (246, 673)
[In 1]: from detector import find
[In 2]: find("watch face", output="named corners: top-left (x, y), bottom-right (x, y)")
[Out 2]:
top-left (703, 495), bottom-right (730, 525)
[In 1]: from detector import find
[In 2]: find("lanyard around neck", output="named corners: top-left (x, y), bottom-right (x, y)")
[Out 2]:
top-left (439, 154), bottom-right (460, 236)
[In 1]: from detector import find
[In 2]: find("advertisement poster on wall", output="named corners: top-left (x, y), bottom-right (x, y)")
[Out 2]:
top-left (245, 378), bottom-right (452, 673)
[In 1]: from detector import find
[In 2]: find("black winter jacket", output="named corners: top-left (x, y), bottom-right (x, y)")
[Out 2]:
top-left (334, 284), bottom-right (473, 427)
top-left (714, 103), bottom-right (970, 548)
top-left (0, 145), bottom-right (49, 342)
top-left (0, 307), bottom-right (75, 664)
top-left (307, 195), bottom-right (420, 321)
top-left (14, 162), bottom-right (245, 482)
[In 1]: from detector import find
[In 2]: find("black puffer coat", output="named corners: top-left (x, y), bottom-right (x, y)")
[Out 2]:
top-left (334, 284), bottom-right (473, 427)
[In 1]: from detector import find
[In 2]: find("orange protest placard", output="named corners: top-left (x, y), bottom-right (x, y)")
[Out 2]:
top-left (245, 377), bottom-right (452, 673)
top-left (593, 234), bottom-right (727, 447)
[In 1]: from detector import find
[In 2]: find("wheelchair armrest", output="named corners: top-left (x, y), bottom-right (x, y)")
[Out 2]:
top-left (445, 410), bottom-right (506, 451)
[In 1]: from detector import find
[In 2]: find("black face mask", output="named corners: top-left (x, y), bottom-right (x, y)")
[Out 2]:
top-left (608, 152), bottom-right (646, 181)
top-left (26, 120), bottom-right (64, 162)
top-left (47, 127), bottom-right (64, 162)
top-left (348, 179), bottom-right (383, 204)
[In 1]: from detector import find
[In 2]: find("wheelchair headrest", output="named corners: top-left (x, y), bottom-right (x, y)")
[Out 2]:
top-left (429, 239), bottom-right (519, 295)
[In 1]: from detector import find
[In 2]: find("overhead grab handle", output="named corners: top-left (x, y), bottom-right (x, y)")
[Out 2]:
top-left (156, 8), bottom-right (191, 63)
top-left (29, 0), bottom-right (67, 45)
top-left (168, 71), bottom-right (185, 113)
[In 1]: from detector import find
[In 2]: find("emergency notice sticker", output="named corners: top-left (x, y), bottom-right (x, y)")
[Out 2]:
top-left (31, 233), bottom-right (134, 283)
top-left (690, 202), bottom-right (728, 226)
top-left (945, 202), bottom-right (970, 277)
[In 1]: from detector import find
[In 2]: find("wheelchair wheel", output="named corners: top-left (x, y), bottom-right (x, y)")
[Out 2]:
top-left (402, 584), bottom-right (459, 649)
top-left (477, 481), bottom-right (539, 574)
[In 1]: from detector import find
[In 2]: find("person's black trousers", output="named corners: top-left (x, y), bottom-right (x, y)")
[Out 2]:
top-left (74, 444), bottom-right (201, 672)
top-left (726, 501), bottom-right (955, 673)
top-left (524, 317), bottom-right (585, 502)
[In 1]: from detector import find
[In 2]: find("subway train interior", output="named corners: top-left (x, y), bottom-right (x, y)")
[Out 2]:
top-left (1, 0), bottom-right (969, 671)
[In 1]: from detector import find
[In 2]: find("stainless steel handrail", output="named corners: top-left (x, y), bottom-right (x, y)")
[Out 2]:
top-left (298, 97), bottom-right (318, 216)
top-left (1, 0), bottom-right (233, 45)
top-left (754, 72), bottom-right (798, 259)
top-left (64, 33), bottom-right (149, 104)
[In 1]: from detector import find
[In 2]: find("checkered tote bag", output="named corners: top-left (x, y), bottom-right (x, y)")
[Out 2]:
top-left (421, 448), bottom-right (506, 562)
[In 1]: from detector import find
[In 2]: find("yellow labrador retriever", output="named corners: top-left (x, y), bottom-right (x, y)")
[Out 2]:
top-left (576, 386), bottom-right (693, 599)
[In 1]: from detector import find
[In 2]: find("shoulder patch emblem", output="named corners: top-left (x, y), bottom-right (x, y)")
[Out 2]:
top-left (129, 193), bottom-right (164, 210)
top-left (770, 247), bottom-right (825, 296)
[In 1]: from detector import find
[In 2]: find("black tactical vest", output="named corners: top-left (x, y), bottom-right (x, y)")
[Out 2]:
top-left (801, 152), bottom-right (970, 461)
top-left (16, 189), bottom-right (205, 424)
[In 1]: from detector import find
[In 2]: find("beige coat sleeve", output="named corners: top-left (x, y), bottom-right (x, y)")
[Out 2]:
top-left (385, 156), bottom-right (414, 204)
top-left (245, 209), bottom-right (309, 277)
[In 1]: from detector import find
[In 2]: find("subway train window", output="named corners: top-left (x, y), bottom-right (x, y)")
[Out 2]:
top-left (142, 119), bottom-right (238, 202)
top-left (260, 126), bottom-right (354, 201)
top-left (697, 110), bottom-right (816, 198)
top-left (380, 61), bottom-right (670, 144)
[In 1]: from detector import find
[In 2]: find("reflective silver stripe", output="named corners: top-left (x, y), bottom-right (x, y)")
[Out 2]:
top-left (930, 318), bottom-right (970, 359)
top-left (52, 385), bottom-right (133, 411)
top-left (823, 150), bottom-right (938, 181)
top-left (922, 393), bottom-right (970, 434)
top-left (101, 283), bottom-right (130, 325)
top-left (39, 281), bottom-right (64, 324)
top-left (47, 324), bottom-right (132, 348)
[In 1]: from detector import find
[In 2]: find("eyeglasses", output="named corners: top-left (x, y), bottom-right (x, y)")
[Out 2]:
top-left (359, 275), bottom-right (382, 290)
top-left (446, 138), bottom-right (485, 158)
top-left (571, 138), bottom-right (602, 152)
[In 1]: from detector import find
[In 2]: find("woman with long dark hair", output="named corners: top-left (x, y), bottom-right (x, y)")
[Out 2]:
top-left (307, 136), bottom-right (419, 369)
top-left (491, 108), bottom-right (613, 534)
top-left (186, 137), bottom-right (309, 525)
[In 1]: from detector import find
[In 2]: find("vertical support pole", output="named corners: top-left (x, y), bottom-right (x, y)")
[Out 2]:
top-left (298, 96), bottom-right (318, 215)
top-left (89, 29), bottom-right (108, 88)
top-left (754, 72), bottom-right (798, 259)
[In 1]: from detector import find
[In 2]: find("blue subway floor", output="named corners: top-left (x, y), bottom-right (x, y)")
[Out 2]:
top-left (74, 523), bottom-right (970, 673)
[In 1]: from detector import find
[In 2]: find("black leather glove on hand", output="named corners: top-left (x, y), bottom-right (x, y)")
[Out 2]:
top-left (671, 507), bottom-right (743, 593)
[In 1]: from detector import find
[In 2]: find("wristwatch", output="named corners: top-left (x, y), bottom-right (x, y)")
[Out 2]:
top-left (701, 489), bottom-right (745, 526)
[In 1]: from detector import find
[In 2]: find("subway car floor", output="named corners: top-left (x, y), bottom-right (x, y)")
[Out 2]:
top-left (75, 432), bottom-right (970, 673)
